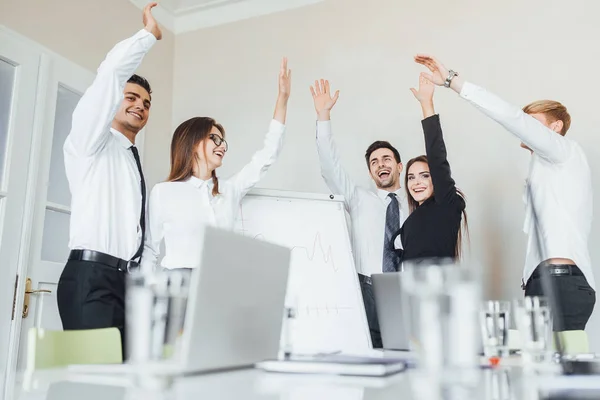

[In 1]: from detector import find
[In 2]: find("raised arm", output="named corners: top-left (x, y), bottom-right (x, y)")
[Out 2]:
top-left (410, 74), bottom-right (457, 204)
top-left (64, 2), bottom-right (161, 157)
top-left (140, 185), bottom-right (163, 273)
top-left (311, 80), bottom-right (358, 206)
top-left (414, 54), bottom-right (570, 163)
top-left (230, 58), bottom-right (290, 197)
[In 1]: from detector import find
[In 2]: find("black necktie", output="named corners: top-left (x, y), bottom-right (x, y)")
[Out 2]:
top-left (130, 146), bottom-right (146, 261)
top-left (382, 193), bottom-right (400, 272)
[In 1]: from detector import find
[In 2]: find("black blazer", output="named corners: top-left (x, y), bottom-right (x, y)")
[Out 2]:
top-left (394, 114), bottom-right (465, 264)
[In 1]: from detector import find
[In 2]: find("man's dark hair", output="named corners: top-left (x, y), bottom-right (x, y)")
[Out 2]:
top-left (364, 141), bottom-right (401, 166)
top-left (128, 74), bottom-right (152, 98)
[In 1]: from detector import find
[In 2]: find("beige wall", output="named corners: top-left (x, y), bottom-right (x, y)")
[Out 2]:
top-left (171, 0), bottom-right (600, 347)
top-left (0, 0), bottom-right (175, 187)
top-left (4, 0), bottom-right (599, 349)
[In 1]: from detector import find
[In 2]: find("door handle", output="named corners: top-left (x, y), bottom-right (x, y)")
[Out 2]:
top-left (23, 278), bottom-right (52, 319)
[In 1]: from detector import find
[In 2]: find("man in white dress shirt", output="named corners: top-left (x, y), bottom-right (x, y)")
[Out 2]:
top-left (57, 2), bottom-right (162, 355)
top-left (310, 79), bottom-right (406, 347)
top-left (414, 54), bottom-right (596, 331)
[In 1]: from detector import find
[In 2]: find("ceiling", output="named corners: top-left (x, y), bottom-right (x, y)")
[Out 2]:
top-left (129, 0), bottom-right (324, 34)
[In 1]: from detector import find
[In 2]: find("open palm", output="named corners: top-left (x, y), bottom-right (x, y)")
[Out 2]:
top-left (278, 57), bottom-right (291, 99)
top-left (410, 73), bottom-right (435, 103)
top-left (310, 79), bottom-right (340, 114)
top-left (414, 54), bottom-right (449, 86)
top-left (142, 2), bottom-right (162, 40)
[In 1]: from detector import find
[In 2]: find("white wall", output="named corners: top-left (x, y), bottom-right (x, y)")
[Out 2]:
top-left (169, 0), bottom-right (600, 348)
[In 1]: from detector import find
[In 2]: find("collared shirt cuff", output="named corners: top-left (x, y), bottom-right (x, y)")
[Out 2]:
top-left (269, 119), bottom-right (286, 133)
top-left (459, 81), bottom-right (477, 99)
top-left (316, 120), bottom-right (332, 136)
top-left (136, 28), bottom-right (158, 50)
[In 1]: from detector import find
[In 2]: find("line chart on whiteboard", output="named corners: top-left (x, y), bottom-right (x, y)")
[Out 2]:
top-left (236, 203), bottom-right (340, 273)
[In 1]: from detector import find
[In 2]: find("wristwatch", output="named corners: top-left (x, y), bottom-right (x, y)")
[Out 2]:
top-left (444, 70), bottom-right (458, 88)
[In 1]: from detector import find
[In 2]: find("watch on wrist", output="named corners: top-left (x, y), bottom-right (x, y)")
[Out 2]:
top-left (444, 70), bottom-right (458, 88)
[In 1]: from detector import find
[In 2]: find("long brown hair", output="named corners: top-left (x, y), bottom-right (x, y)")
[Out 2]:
top-left (404, 155), bottom-right (469, 260)
top-left (167, 117), bottom-right (225, 196)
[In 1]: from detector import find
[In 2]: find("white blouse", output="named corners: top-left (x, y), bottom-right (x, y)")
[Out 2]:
top-left (140, 119), bottom-right (285, 270)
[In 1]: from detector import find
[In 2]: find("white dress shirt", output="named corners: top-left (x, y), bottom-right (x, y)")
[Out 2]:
top-left (141, 120), bottom-right (285, 271)
top-left (316, 120), bottom-right (406, 277)
top-left (460, 82), bottom-right (595, 290)
top-left (64, 29), bottom-right (156, 261)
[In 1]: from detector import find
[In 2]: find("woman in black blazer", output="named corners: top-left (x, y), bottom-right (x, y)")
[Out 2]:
top-left (394, 74), bottom-right (468, 265)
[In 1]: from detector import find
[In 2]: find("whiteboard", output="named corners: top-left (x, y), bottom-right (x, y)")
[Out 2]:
top-left (235, 189), bottom-right (372, 354)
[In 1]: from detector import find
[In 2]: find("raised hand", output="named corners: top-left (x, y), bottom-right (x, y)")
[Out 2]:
top-left (310, 79), bottom-right (340, 120)
top-left (414, 54), bottom-right (449, 86)
top-left (410, 73), bottom-right (435, 104)
top-left (273, 57), bottom-right (291, 124)
top-left (143, 2), bottom-right (162, 40)
top-left (278, 57), bottom-right (292, 100)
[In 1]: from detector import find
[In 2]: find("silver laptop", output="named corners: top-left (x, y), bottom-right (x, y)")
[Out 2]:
top-left (371, 272), bottom-right (410, 351)
top-left (179, 226), bottom-right (291, 373)
top-left (70, 226), bottom-right (291, 375)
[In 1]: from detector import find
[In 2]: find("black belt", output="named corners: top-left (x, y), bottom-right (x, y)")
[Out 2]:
top-left (69, 249), bottom-right (138, 273)
top-left (358, 274), bottom-right (372, 285)
top-left (530, 264), bottom-right (583, 279)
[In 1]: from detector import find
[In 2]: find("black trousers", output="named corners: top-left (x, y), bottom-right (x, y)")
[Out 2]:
top-left (524, 266), bottom-right (596, 331)
top-left (57, 260), bottom-right (126, 359)
top-left (359, 275), bottom-right (382, 348)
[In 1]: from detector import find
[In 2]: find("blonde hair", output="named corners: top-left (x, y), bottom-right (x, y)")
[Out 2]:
top-left (522, 100), bottom-right (571, 135)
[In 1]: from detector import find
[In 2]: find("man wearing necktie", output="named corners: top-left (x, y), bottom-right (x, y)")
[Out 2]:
top-left (311, 79), bottom-right (406, 348)
top-left (56, 2), bottom-right (162, 359)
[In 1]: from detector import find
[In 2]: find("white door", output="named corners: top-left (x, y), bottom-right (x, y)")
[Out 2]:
top-left (11, 55), bottom-right (94, 372)
top-left (0, 30), bottom-right (41, 394)
top-left (2, 29), bottom-right (150, 397)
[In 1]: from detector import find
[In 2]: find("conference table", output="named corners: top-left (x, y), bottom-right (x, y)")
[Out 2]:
top-left (12, 354), bottom-right (600, 400)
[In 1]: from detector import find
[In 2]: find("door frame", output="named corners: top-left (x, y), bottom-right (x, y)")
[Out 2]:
top-left (0, 26), bottom-right (44, 398)
top-left (12, 52), bottom-right (96, 374)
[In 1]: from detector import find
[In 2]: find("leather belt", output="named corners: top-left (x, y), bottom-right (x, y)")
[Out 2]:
top-left (531, 264), bottom-right (583, 279)
top-left (69, 249), bottom-right (138, 273)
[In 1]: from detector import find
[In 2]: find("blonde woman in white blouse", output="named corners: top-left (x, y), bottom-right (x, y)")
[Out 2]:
top-left (141, 58), bottom-right (291, 271)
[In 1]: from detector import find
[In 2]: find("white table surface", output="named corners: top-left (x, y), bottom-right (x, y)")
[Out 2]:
top-left (12, 354), bottom-right (600, 400)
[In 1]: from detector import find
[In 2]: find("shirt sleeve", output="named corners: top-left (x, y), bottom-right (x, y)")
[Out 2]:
top-left (316, 120), bottom-right (359, 208)
top-left (422, 114), bottom-right (459, 205)
top-left (64, 29), bottom-right (157, 157)
top-left (459, 82), bottom-right (570, 163)
top-left (229, 119), bottom-right (286, 198)
top-left (140, 185), bottom-right (163, 272)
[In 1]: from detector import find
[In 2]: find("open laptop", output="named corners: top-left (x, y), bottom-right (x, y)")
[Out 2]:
top-left (371, 272), bottom-right (410, 351)
top-left (70, 226), bottom-right (291, 376)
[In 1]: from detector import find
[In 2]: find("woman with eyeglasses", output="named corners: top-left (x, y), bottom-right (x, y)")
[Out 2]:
top-left (140, 58), bottom-right (291, 272)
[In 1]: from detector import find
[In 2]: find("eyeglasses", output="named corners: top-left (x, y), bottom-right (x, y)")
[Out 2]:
top-left (209, 133), bottom-right (228, 152)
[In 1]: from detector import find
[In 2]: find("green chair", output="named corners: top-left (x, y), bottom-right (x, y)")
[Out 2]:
top-left (508, 328), bottom-right (589, 355)
top-left (554, 330), bottom-right (590, 355)
top-left (26, 327), bottom-right (122, 370)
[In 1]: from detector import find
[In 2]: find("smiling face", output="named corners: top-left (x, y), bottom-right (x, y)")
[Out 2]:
top-left (407, 161), bottom-right (433, 204)
top-left (368, 148), bottom-right (403, 190)
top-left (112, 82), bottom-right (151, 135)
top-left (196, 125), bottom-right (227, 171)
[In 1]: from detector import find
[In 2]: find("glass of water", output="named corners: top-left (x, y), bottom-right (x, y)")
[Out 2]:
top-left (126, 268), bottom-right (192, 364)
top-left (480, 300), bottom-right (510, 359)
top-left (513, 296), bottom-right (552, 364)
top-left (401, 258), bottom-right (480, 378)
